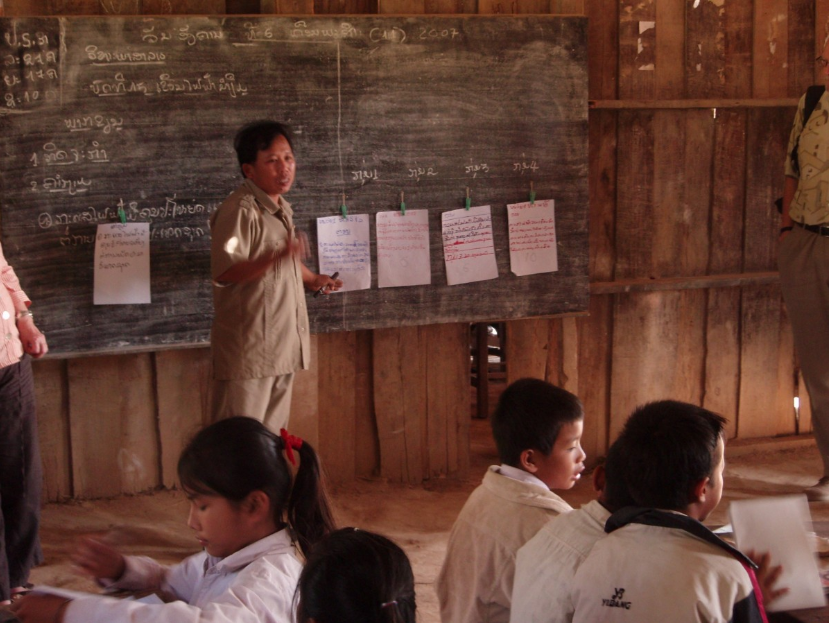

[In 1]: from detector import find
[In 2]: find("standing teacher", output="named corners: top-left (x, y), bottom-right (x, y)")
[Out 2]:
top-left (0, 242), bottom-right (47, 605)
top-left (779, 38), bottom-right (829, 501)
top-left (209, 121), bottom-right (342, 432)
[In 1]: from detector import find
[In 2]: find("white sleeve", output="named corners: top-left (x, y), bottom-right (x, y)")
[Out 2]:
top-left (103, 553), bottom-right (204, 603)
top-left (63, 553), bottom-right (298, 623)
top-left (63, 596), bottom-right (267, 623)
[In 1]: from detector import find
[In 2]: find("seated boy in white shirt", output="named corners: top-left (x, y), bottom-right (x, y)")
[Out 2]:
top-left (511, 434), bottom-right (634, 623)
top-left (570, 400), bottom-right (785, 623)
top-left (436, 378), bottom-right (586, 623)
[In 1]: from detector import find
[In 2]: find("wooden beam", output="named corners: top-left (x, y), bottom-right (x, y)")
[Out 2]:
top-left (590, 272), bottom-right (779, 295)
top-left (590, 98), bottom-right (798, 109)
top-left (261, 0), bottom-right (314, 13)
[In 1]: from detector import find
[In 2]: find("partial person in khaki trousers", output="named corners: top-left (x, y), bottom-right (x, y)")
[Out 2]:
top-left (780, 38), bottom-right (829, 501)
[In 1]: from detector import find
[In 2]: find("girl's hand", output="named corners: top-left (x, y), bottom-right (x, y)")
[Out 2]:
top-left (10, 594), bottom-right (71, 623)
top-left (71, 537), bottom-right (126, 580)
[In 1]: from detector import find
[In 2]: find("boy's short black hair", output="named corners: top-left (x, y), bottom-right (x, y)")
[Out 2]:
top-left (490, 378), bottom-right (583, 467)
top-left (234, 121), bottom-right (294, 174)
top-left (618, 400), bottom-right (727, 511)
top-left (601, 437), bottom-right (636, 512)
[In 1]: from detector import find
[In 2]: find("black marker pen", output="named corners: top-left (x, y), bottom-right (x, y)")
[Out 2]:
top-left (314, 271), bottom-right (339, 298)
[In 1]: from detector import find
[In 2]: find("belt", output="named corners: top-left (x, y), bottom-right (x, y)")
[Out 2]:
top-left (795, 221), bottom-right (829, 237)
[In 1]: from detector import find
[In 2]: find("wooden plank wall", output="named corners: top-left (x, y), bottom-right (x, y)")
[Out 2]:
top-left (506, 0), bottom-right (827, 462)
top-left (3, 0), bottom-right (820, 499)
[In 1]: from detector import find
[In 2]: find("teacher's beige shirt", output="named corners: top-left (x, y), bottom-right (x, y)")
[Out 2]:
top-left (209, 179), bottom-right (310, 380)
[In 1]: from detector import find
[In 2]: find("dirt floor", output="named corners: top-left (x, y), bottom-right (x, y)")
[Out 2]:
top-left (28, 415), bottom-right (829, 623)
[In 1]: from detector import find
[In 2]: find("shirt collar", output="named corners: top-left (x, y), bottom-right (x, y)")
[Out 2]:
top-left (497, 464), bottom-right (550, 492)
top-left (243, 178), bottom-right (293, 217)
top-left (202, 528), bottom-right (297, 575)
top-left (604, 507), bottom-right (757, 570)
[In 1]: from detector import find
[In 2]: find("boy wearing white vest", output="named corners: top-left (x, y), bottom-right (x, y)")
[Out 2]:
top-left (436, 379), bottom-right (586, 623)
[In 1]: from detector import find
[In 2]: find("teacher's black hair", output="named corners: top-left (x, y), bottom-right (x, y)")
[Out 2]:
top-left (234, 120), bottom-right (294, 175)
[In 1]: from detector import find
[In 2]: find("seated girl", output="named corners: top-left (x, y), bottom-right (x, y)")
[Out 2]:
top-left (13, 416), bottom-right (335, 623)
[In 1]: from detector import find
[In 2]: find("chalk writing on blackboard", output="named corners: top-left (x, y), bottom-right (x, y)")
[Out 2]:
top-left (30, 174), bottom-right (92, 195)
top-left (441, 205), bottom-right (498, 286)
top-left (87, 72), bottom-right (247, 98)
top-left (408, 165), bottom-right (438, 182)
top-left (507, 199), bottom-right (558, 276)
top-left (64, 115), bottom-right (124, 133)
top-left (368, 27), bottom-right (406, 43)
top-left (288, 20), bottom-right (362, 41)
top-left (513, 155), bottom-right (540, 175)
top-left (352, 168), bottom-right (379, 185)
top-left (465, 162), bottom-right (489, 178)
top-left (376, 209), bottom-right (431, 288)
top-left (31, 141), bottom-right (109, 166)
top-left (1, 25), bottom-right (60, 113)
top-left (317, 214), bottom-right (371, 292)
top-left (85, 46), bottom-right (167, 64)
top-left (37, 196), bottom-right (215, 247)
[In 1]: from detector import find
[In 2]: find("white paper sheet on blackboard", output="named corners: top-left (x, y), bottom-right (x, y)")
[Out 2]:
top-left (376, 209), bottom-right (431, 288)
top-left (729, 495), bottom-right (826, 611)
top-left (441, 205), bottom-right (498, 286)
top-left (93, 223), bottom-right (151, 305)
top-left (317, 214), bottom-right (371, 292)
top-left (507, 199), bottom-right (558, 276)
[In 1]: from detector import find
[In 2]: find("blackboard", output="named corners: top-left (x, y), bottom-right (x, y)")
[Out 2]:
top-left (0, 15), bottom-right (588, 356)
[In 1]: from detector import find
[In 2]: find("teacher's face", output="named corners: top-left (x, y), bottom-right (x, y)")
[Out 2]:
top-left (242, 134), bottom-right (296, 200)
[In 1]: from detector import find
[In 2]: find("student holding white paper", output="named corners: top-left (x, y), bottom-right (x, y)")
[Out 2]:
top-left (571, 401), bottom-right (787, 623)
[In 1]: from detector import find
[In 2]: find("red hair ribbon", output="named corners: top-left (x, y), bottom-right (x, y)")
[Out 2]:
top-left (280, 428), bottom-right (303, 466)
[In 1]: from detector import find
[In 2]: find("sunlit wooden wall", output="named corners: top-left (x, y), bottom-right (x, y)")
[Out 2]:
top-left (505, 0), bottom-right (827, 463)
top-left (2, 0), bottom-right (819, 500)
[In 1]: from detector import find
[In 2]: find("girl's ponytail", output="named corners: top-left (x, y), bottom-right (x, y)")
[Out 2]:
top-left (279, 430), bottom-right (336, 557)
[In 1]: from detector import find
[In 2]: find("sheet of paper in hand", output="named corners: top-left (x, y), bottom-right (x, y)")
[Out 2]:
top-left (730, 495), bottom-right (826, 611)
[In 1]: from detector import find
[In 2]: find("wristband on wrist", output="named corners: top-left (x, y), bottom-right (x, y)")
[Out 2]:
top-left (15, 309), bottom-right (33, 321)
top-left (780, 226), bottom-right (794, 234)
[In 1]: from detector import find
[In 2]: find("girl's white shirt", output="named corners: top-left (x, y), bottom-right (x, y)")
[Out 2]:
top-left (64, 528), bottom-right (302, 623)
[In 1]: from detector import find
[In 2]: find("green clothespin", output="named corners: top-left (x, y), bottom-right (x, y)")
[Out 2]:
top-left (400, 191), bottom-right (406, 216)
top-left (117, 203), bottom-right (127, 223)
top-left (465, 187), bottom-right (471, 210)
top-left (340, 192), bottom-right (348, 219)
top-left (529, 181), bottom-right (536, 205)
